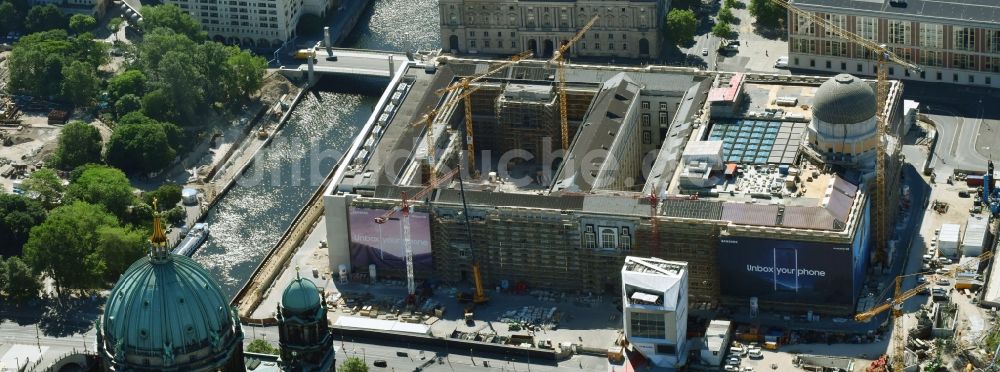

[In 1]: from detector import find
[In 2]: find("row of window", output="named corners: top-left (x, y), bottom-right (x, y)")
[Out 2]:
top-left (582, 225), bottom-right (631, 250)
top-left (793, 38), bottom-right (997, 72)
top-left (796, 57), bottom-right (996, 85)
top-left (640, 101), bottom-right (668, 111)
top-left (794, 14), bottom-right (1000, 53)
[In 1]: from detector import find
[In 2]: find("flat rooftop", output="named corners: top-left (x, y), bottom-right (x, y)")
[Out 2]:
top-left (329, 59), bottom-right (882, 236)
top-left (791, 0), bottom-right (1000, 25)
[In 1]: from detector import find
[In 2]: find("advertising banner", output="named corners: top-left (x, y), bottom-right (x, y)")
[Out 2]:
top-left (718, 236), bottom-right (854, 306)
top-left (348, 207), bottom-right (432, 272)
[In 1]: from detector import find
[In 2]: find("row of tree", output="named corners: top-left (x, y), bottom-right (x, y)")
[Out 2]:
top-left (0, 1), bottom-right (97, 36)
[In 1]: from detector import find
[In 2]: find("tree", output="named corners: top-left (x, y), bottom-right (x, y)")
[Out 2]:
top-left (143, 183), bottom-right (183, 208)
top-left (61, 60), bottom-right (100, 106)
top-left (106, 122), bottom-right (177, 174)
top-left (69, 14), bottom-right (96, 34)
top-left (108, 17), bottom-right (124, 41)
top-left (718, 6), bottom-right (736, 24)
top-left (246, 339), bottom-right (279, 355)
top-left (139, 4), bottom-right (206, 41)
top-left (64, 165), bottom-right (135, 219)
top-left (0, 257), bottom-right (41, 305)
top-left (141, 88), bottom-right (175, 121)
top-left (94, 226), bottom-right (146, 281)
top-left (749, 0), bottom-right (786, 28)
top-left (724, 0), bottom-right (738, 8)
top-left (21, 168), bottom-right (64, 209)
top-left (225, 50), bottom-right (267, 102)
top-left (664, 9), bottom-right (697, 45)
top-left (115, 94), bottom-right (143, 117)
top-left (155, 50), bottom-right (205, 122)
top-left (52, 121), bottom-right (103, 170)
top-left (24, 4), bottom-right (65, 33)
top-left (0, 194), bottom-right (46, 256)
top-left (196, 41), bottom-right (238, 104)
top-left (7, 30), bottom-right (108, 97)
top-left (23, 201), bottom-right (118, 296)
top-left (712, 21), bottom-right (733, 39)
top-left (0, 2), bottom-right (20, 36)
top-left (340, 357), bottom-right (368, 372)
top-left (108, 70), bottom-right (147, 101)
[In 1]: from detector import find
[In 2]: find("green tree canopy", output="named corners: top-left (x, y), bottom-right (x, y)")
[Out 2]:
top-left (23, 201), bottom-right (118, 295)
top-left (749, 0), bottom-right (785, 28)
top-left (107, 17), bottom-right (124, 40)
top-left (95, 226), bottom-right (146, 281)
top-left (711, 21), bottom-right (733, 39)
top-left (340, 357), bottom-right (368, 372)
top-left (139, 4), bottom-right (206, 41)
top-left (141, 88), bottom-right (174, 120)
top-left (0, 2), bottom-right (20, 36)
top-left (7, 30), bottom-right (108, 97)
top-left (143, 183), bottom-right (182, 208)
top-left (106, 122), bottom-right (177, 175)
top-left (718, 6), bottom-right (736, 24)
top-left (52, 121), bottom-right (103, 170)
top-left (21, 168), bottom-right (64, 209)
top-left (664, 9), bottom-right (698, 45)
top-left (225, 50), bottom-right (267, 102)
top-left (153, 50), bottom-right (205, 122)
top-left (68, 14), bottom-right (96, 34)
top-left (0, 256), bottom-right (41, 305)
top-left (115, 94), bottom-right (143, 117)
top-left (64, 165), bottom-right (135, 219)
top-left (246, 339), bottom-right (279, 355)
top-left (107, 69), bottom-right (147, 101)
top-left (24, 4), bottom-right (65, 33)
top-left (61, 60), bottom-right (100, 106)
top-left (0, 194), bottom-right (46, 256)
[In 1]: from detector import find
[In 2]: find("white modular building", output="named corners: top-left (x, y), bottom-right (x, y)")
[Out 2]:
top-left (938, 224), bottom-right (961, 258)
top-left (701, 320), bottom-right (732, 367)
top-left (963, 216), bottom-right (989, 257)
top-left (621, 256), bottom-right (689, 368)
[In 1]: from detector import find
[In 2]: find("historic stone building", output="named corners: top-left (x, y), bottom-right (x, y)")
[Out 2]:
top-left (438, 0), bottom-right (670, 59)
top-left (159, 0), bottom-right (335, 48)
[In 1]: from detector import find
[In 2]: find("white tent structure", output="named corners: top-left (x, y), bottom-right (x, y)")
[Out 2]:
top-left (621, 256), bottom-right (689, 368)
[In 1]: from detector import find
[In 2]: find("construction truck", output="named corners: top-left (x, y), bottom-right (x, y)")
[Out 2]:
top-left (293, 49), bottom-right (315, 60)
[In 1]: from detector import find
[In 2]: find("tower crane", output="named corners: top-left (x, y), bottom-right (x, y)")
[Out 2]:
top-left (768, 0), bottom-right (921, 271)
top-left (374, 167), bottom-right (460, 296)
top-left (855, 251), bottom-right (992, 372)
top-left (434, 51), bottom-right (533, 173)
top-left (550, 15), bottom-right (599, 151)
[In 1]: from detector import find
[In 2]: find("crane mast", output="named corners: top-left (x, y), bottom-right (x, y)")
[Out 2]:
top-left (434, 51), bottom-right (532, 174)
top-left (551, 15), bottom-right (599, 150)
top-left (374, 168), bottom-right (460, 295)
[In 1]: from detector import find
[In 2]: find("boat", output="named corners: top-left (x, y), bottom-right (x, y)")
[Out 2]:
top-left (172, 223), bottom-right (209, 257)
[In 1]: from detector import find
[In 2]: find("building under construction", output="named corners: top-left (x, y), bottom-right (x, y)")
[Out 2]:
top-left (324, 57), bottom-right (906, 316)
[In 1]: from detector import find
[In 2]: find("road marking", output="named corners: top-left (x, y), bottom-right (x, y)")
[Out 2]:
top-left (950, 117), bottom-right (964, 156)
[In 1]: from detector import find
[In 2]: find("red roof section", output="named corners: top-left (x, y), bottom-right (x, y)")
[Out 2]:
top-left (707, 73), bottom-right (745, 103)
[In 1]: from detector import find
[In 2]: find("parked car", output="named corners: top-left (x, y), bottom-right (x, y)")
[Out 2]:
top-left (373, 360), bottom-right (387, 367)
top-left (701, 48), bottom-right (709, 56)
top-left (749, 348), bottom-right (763, 359)
top-left (774, 56), bottom-right (789, 68)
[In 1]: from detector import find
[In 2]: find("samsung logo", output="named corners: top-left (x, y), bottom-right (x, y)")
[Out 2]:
top-left (720, 239), bottom-right (739, 244)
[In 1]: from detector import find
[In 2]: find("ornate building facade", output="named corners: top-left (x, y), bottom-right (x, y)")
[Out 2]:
top-left (439, 0), bottom-right (670, 59)
top-left (276, 273), bottom-right (335, 371)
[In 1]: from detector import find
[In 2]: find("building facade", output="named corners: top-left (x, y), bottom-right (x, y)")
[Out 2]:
top-left (438, 0), bottom-right (670, 59)
top-left (161, 0), bottom-right (335, 48)
top-left (621, 257), bottom-right (689, 368)
top-left (788, 0), bottom-right (1000, 87)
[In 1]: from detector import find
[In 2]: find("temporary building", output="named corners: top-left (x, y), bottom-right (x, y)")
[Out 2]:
top-left (938, 224), bottom-right (961, 258)
top-left (963, 216), bottom-right (989, 256)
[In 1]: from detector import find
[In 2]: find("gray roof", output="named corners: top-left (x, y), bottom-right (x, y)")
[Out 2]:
top-left (791, 0), bottom-right (1000, 26)
top-left (660, 199), bottom-right (723, 220)
top-left (812, 74), bottom-right (876, 125)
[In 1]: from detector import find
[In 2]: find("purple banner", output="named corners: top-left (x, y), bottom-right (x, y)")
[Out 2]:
top-left (348, 207), bottom-right (433, 272)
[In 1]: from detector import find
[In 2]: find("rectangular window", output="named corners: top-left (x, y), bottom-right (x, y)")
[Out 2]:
top-left (470, 40), bottom-right (476, 48)
top-left (888, 20), bottom-right (911, 45)
top-left (641, 101), bottom-right (650, 109)
top-left (953, 54), bottom-right (975, 70)
top-left (823, 14), bottom-right (845, 38)
top-left (658, 111), bottom-right (667, 124)
top-left (857, 63), bottom-right (863, 72)
top-left (856, 16), bottom-right (876, 42)
top-left (641, 114), bottom-right (650, 126)
top-left (600, 228), bottom-right (616, 249)
top-left (824, 41), bottom-right (846, 57)
top-left (793, 12), bottom-right (815, 36)
top-left (954, 26), bottom-right (975, 51)
top-left (841, 62), bottom-right (846, 70)
top-left (919, 23), bottom-right (943, 49)
top-left (987, 57), bottom-right (1000, 72)
top-left (921, 50), bottom-right (943, 67)
top-left (484, 40), bottom-right (490, 48)
top-left (629, 312), bottom-right (666, 339)
top-left (969, 75), bottom-right (975, 83)
top-left (583, 225), bottom-right (596, 249)
top-left (659, 102), bottom-right (667, 111)
top-left (989, 30), bottom-right (1000, 53)
top-left (987, 77), bottom-right (992, 85)
top-left (643, 130), bottom-right (651, 144)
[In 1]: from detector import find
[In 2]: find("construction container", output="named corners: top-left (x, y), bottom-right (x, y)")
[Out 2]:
top-left (963, 216), bottom-right (989, 256)
top-left (938, 224), bottom-right (961, 258)
top-left (967, 175), bottom-right (984, 187)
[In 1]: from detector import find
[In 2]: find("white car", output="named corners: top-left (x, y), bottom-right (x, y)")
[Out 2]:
top-left (774, 56), bottom-right (789, 68)
top-left (701, 48), bottom-right (709, 56)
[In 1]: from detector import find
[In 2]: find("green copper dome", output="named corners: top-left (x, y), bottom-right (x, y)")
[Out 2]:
top-left (281, 275), bottom-right (321, 313)
top-left (98, 254), bottom-right (244, 370)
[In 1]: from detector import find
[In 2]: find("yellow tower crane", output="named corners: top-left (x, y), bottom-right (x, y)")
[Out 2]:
top-left (550, 15), bottom-right (599, 151)
top-left (768, 0), bottom-right (920, 271)
top-left (434, 51), bottom-right (533, 173)
top-left (855, 251), bottom-right (991, 372)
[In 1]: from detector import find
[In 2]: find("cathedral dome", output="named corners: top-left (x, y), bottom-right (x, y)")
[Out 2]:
top-left (97, 204), bottom-right (244, 370)
top-left (812, 74), bottom-right (877, 125)
top-left (281, 274), bottom-right (321, 313)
